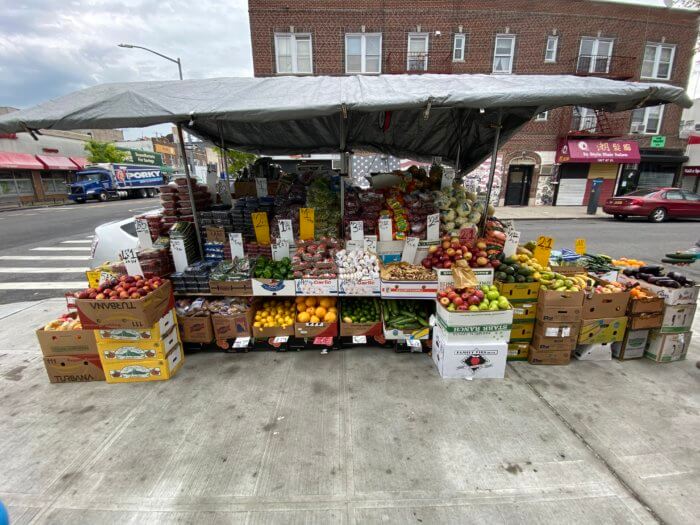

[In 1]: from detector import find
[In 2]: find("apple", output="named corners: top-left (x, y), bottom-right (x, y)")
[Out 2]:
top-left (439, 297), bottom-right (450, 306)
top-left (138, 289), bottom-right (147, 296)
top-left (474, 290), bottom-right (485, 300)
top-left (130, 292), bottom-right (141, 299)
top-left (428, 245), bottom-right (438, 254)
top-left (77, 291), bottom-right (89, 299)
top-left (119, 291), bottom-right (129, 299)
top-left (89, 292), bottom-right (97, 299)
top-left (86, 287), bottom-right (97, 294)
top-left (468, 295), bottom-right (481, 306)
top-left (446, 248), bottom-right (455, 257)
top-left (142, 285), bottom-right (151, 293)
top-left (444, 261), bottom-right (452, 269)
top-left (95, 293), bottom-right (105, 300)
top-left (453, 297), bottom-right (464, 306)
top-left (476, 241), bottom-right (487, 250)
top-left (437, 290), bottom-right (448, 298)
top-left (151, 282), bottom-right (160, 288)
top-left (110, 295), bottom-right (120, 300)
top-left (458, 304), bottom-right (469, 311)
top-left (451, 241), bottom-right (460, 249)
top-left (461, 292), bottom-right (470, 300)
top-left (447, 291), bottom-right (458, 301)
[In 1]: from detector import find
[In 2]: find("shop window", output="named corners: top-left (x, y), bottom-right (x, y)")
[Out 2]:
top-left (493, 34), bottom-right (515, 74)
top-left (345, 33), bottom-right (382, 74)
top-left (544, 35), bottom-right (558, 63)
top-left (42, 172), bottom-right (69, 194)
top-left (573, 107), bottom-right (597, 130)
top-left (407, 33), bottom-right (429, 71)
top-left (274, 33), bottom-right (313, 74)
top-left (577, 37), bottom-right (613, 74)
top-left (0, 171), bottom-right (35, 196)
top-left (453, 33), bottom-right (466, 62)
top-left (630, 106), bottom-right (663, 135)
top-left (641, 43), bottom-right (675, 80)
top-left (535, 111), bottom-right (548, 121)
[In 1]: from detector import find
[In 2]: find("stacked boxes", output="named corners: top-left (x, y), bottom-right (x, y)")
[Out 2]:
top-left (574, 282), bottom-right (630, 361)
top-left (497, 281), bottom-right (539, 361)
top-left (529, 289), bottom-right (584, 365)
top-left (613, 290), bottom-right (664, 360)
top-left (645, 302), bottom-right (697, 363)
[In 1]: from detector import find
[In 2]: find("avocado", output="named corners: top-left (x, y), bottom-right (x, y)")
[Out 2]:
top-left (506, 275), bottom-right (516, 283)
top-left (495, 271), bottom-right (508, 281)
top-left (515, 274), bottom-right (526, 283)
top-left (504, 266), bottom-right (515, 275)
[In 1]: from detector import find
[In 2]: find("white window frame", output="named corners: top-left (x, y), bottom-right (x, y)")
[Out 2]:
top-left (274, 33), bottom-right (313, 75)
top-left (630, 105), bottom-right (664, 135)
top-left (578, 37), bottom-right (614, 73)
top-left (492, 34), bottom-right (516, 74)
top-left (641, 43), bottom-right (676, 81)
top-left (544, 35), bottom-right (558, 63)
top-left (407, 33), bottom-right (429, 71)
top-left (535, 111), bottom-right (549, 121)
top-left (574, 107), bottom-right (597, 130)
top-left (345, 33), bottom-right (382, 74)
top-left (453, 33), bottom-right (466, 62)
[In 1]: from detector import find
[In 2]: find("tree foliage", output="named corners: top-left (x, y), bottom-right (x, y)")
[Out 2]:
top-left (216, 148), bottom-right (257, 174)
top-left (84, 139), bottom-right (128, 163)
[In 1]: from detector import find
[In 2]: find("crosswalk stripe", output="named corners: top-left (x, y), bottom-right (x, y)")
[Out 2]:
top-left (0, 267), bottom-right (89, 273)
top-left (0, 282), bottom-right (85, 290)
top-left (60, 240), bottom-right (93, 244)
top-left (0, 255), bottom-right (91, 261)
top-left (30, 247), bottom-right (91, 252)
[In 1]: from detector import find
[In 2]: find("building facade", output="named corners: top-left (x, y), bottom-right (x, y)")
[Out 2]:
top-left (248, 0), bottom-right (698, 205)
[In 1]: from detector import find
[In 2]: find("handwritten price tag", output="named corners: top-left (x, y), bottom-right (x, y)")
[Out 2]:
top-left (378, 217), bottom-right (392, 242)
top-left (134, 218), bottom-right (153, 250)
top-left (314, 336), bottom-right (333, 346)
top-left (441, 170), bottom-right (455, 190)
top-left (205, 226), bottom-right (226, 243)
top-left (271, 239), bottom-right (290, 261)
top-left (119, 248), bottom-right (143, 276)
top-left (502, 230), bottom-right (521, 258)
top-left (364, 235), bottom-right (377, 253)
top-left (278, 219), bottom-right (294, 242)
top-left (345, 240), bottom-right (363, 251)
top-left (229, 232), bottom-right (244, 259)
top-left (233, 336), bottom-right (250, 349)
top-left (406, 338), bottom-right (422, 349)
top-left (252, 212), bottom-right (271, 245)
top-left (299, 208), bottom-right (314, 240)
top-left (533, 236), bottom-right (554, 267)
top-left (255, 177), bottom-right (268, 197)
top-left (273, 336), bottom-right (289, 344)
top-left (170, 239), bottom-right (189, 272)
top-left (352, 335), bottom-right (367, 344)
top-left (426, 213), bottom-right (440, 241)
top-left (350, 221), bottom-right (364, 241)
top-left (574, 238), bottom-right (587, 255)
top-left (401, 237), bottom-right (419, 264)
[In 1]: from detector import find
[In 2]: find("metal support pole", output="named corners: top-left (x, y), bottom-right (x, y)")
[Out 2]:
top-left (176, 123), bottom-right (204, 258)
top-left (480, 109), bottom-right (503, 233)
top-left (218, 122), bottom-right (233, 206)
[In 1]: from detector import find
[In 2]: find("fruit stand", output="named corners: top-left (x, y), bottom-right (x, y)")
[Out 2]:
top-left (0, 74), bottom-right (696, 383)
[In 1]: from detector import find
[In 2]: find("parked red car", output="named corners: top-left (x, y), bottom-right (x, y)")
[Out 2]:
top-left (603, 188), bottom-right (700, 222)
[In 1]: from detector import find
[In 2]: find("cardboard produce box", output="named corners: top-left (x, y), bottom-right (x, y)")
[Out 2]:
top-left (435, 303), bottom-right (513, 343)
top-left (496, 281), bottom-right (540, 301)
top-left (295, 278), bottom-right (339, 296)
top-left (98, 326), bottom-right (179, 363)
top-left (531, 331), bottom-right (577, 352)
top-left (36, 320), bottom-right (98, 357)
top-left (177, 315), bottom-right (214, 343)
top-left (612, 329), bottom-right (649, 360)
top-left (340, 320), bottom-right (383, 337)
top-left (509, 321), bottom-right (534, 342)
top-left (507, 342), bottom-right (529, 361)
top-left (94, 309), bottom-right (176, 345)
top-left (511, 300), bottom-right (537, 322)
top-left (103, 343), bottom-right (184, 383)
top-left (432, 324), bottom-right (507, 379)
top-left (43, 354), bottom-right (105, 383)
top-left (628, 292), bottom-right (664, 314)
top-left (528, 347), bottom-right (571, 365)
top-left (538, 288), bottom-right (585, 308)
top-left (578, 317), bottom-right (627, 344)
top-left (536, 306), bottom-right (582, 323)
top-left (581, 288), bottom-right (630, 319)
top-left (252, 324), bottom-right (295, 339)
top-left (617, 274), bottom-right (699, 306)
top-left (295, 321), bottom-right (339, 338)
top-left (645, 330), bottom-right (692, 363)
top-left (209, 279), bottom-right (253, 296)
top-left (211, 310), bottom-right (254, 340)
top-left (574, 343), bottom-right (613, 361)
top-left (76, 281), bottom-right (174, 329)
top-left (659, 303), bottom-right (697, 334)
top-left (251, 278), bottom-right (296, 296)
top-left (535, 320), bottom-right (580, 340)
top-left (380, 279), bottom-right (439, 299)
top-left (628, 312), bottom-right (663, 330)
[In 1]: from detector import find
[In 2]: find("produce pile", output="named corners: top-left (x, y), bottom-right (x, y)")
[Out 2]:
top-left (74, 275), bottom-right (165, 300)
top-left (494, 254), bottom-right (538, 283)
top-left (207, 298), bottom-right (249, 316)
top-left (343, 189), bottom-right (383, 238)
top-left (577, 253), bottom-right (617, 273)
top-left (662, 252), bottom-right (697, 265)
top-left (591, 280), bottom-right (626, 294)
top-left (340, 298), bottom-right (381, 324)
top-left (254, 299), bottom-right (296, 329)
top-left (435, 186), bottom-right (487, 235)
top-left (622, 266), bottom-right (696, 288)
top-left (382, 300), bottom-right (432, 330)
top-left (43, 314), bottom-right (82, 331)
top-left (438, 284), bottom-right (511, 311)
top-left (175, 297), bottom-right (211, 317)
top-left (292, 238), bottom-right (340, 279)
top-left (423, 235), bottom-right (473, 270)
top-left (381, 262), bottom-right (436, 281)
top-left (306, 175), bottom-right (341, 238)
top-left (336, 249), bottom-right (380, 286)
top-left (253, 257), bottom-right (294, 280)
top-left (612, 257), bottom-right (646, 268)
top-left (210, 257), bottom-right (251, 282)
top-left (295, 296), bottom-right (337, 324)
top-left (539, 272), bottom-right (590, 292)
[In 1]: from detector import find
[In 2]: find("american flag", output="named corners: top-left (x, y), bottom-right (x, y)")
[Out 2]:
top-left (351, 154), bottom-right (400, 177)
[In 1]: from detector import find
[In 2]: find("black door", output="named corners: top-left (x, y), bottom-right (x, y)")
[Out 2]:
top-left (504, 166), bottom-right (533, 206)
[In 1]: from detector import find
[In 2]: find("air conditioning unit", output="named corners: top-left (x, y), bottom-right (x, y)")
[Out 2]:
top-left (630, 123), bottom-right (645, 134)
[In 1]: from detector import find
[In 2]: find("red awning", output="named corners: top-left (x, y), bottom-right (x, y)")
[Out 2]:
top-left (0, 151), bottom-right (44, 170)
top-left (683, 166), bottom-right (700, 176)
top-left (556, 139), bottom-right (641, 164)
top-left (36, 154), bottom-right (78, 170)
top-left (70, 156), bottom-right (89, 169)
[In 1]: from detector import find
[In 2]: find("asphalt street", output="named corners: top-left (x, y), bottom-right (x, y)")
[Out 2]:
top-left (0, 203), bottom-right (698, 304)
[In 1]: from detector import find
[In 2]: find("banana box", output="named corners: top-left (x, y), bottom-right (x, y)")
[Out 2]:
top-left (94, 309), bottom-right (176, 345)
top-left (102, 341), bottom-right (184, 384)
top-left (511, 300), bottom-right (537, 322)
top-left (98, 325), bottom-right (180, 363)
top-left (578, 316), bottom-right (628, 344)
top-left (509, 321), bottom-right (534, 342)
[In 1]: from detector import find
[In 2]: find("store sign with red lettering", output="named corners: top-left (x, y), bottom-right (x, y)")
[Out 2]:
top-left (556, 139), bottom-right (640, 164)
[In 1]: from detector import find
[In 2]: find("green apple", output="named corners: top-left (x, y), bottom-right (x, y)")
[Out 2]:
top-left (469, 305), bottom-right (480, 311)
top-left (479, 301), bottom-right (490, 311)
top-left (486, 290), bottom-right (500, 301)
top-left (488, 302), bottom-right (499, 311)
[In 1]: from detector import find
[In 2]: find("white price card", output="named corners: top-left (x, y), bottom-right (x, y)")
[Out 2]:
top-left (119, 248), bottom-right (143, 276)
top-left (502, 230), bottom-right (521, 258)
top-left (233, 337), bottom-right (250, 349)
top-left (364, 235), bottom-right (377, 253)
top-left (255, 177), bottom-right (268, 197)
top-left (441, 170), bottom-right (455, 190)
top-left (278, 219), bottom-right (294, 242)
top-left (345, 240), bottom-right (363, 251)
top-left (134, 218), bottom-right (153, 250)
top-left (273, 336), bottom-right (289, 344)
top-left (401, 236), bottom-right (419, 264)
top-left (271, 240), bottom-right (290, 261)
top-left (99, 271), bottom-right (114, 285)
top-left (171, 238), bottom-right (189, 272)
top-left (350, 221), bottom-right (364, 241)
top-left (426, 213), bottom-right (440, 241)
top-left (406, 338), bottom-right (422, 349)
top-left (229, 232), bottom-right (244, 260)
top-left (352, 335), bottom-right (367, 344)
top-left (378, 218), bottom-right (393, 242)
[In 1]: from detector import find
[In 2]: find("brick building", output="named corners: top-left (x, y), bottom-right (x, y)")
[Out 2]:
top-left (248, 0), bottom-right (698, 206)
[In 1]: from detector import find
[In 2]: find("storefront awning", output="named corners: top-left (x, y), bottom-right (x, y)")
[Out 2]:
top-left (0, 151), bottom-right (44, 170)
top-left (69, 156), bottom-right (89, 169)
top-left (36, 154), bottom-right (78, 170)
top-left (556, 139), bottom-right (640, 164)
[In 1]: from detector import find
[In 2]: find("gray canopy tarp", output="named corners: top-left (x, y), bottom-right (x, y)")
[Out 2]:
top-left (0, 74), bottom-right (691, 172)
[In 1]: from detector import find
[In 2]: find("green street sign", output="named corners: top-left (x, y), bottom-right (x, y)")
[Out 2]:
top-left (650, 135), bottom-right (666, 148)
top-left (117, 147), bottom-right (163, 166)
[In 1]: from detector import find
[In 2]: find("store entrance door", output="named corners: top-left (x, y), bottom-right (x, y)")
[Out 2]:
top-left (504, 165), bottom-right (532, 206)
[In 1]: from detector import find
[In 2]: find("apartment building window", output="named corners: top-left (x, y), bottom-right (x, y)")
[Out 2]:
top-left (544, 35), bottom-right (558, 63)
top-left (453, 33), bottom-right (466, 62)
top-left (493, 34), bottom-right (516, 74)
top-left (535, 111), bottom-right (549, 121)
top-left (630, 106), bottom-right (664, 135)
top-left (274, 33), bottom-right (312, 74)
top-left (573, 107), bottom-right (597, 130)
top-left (577, 37), bottom-right (613, 74)
top-left (407, 33), bottom-right (429, 71)
top-left (641, 43), bottom-right (675, 80)
top-left (346, 33), bottom-right (382, 74)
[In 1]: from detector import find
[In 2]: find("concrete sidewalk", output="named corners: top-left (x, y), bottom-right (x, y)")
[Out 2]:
top-left (0, 299), bottom-right (698, 524)
top-left (496, 206), bottom-right (606, 220)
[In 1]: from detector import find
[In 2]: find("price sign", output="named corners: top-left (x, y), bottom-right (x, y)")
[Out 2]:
top-left (441, 171), bottom-right (455, 190)
top-left (299, 208), bottom-right (315, 240)
top-left (99, 271), bottom-right (114, 285)
top-left (533, 236), bottom-right (554, 267)
top-left (251, 212), bottom-right (271, 245)
top-left (406, 338), bottom-right (422, 349)
top-left (378, 217), bottom-right (392, 242)
top-left (273, 336), bottom-right (289, 344)
top-left (345, 240), bottom-right (363, 251)
top-left (352, 335), bottom-right (367, 344)
top-left (350, 221), bottom-right (364, 241)
top-left (426, 213), bottom-right (440, 241)
top-left (574, 238), bottom-right (587, 255)
top-left (502, 230), bottom-right (521, 258)
top-left (233, 336), bottom-right (250, 349)
top-left (205, 226), bottom-right (226, 243)
top-left (171, 238), bottom-right (189, 272)
top-left (500, 219), bottom-right (515, 235)
top-left (229, 232), bottom-right (244, 259)
top-left (278, 219), bottom-right (294, 243)
top-left (119, 248), bottom-right (143, 276)
top-left (255, 177), bottom-right (268, 197)
top-left (314, 336), bottom-right (333, 347)
top-left (364, 235), bottom-right (378, 253)
top-left (134, 218), bottom-right (153, 250)
top-left (271, 240), bottom-right (290, 261)
top-left (401, 236), bottom-right (419, 264)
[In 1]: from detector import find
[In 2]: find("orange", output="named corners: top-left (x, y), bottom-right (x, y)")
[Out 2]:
top-left (297, 312), bottom-right (311, 323)
top-left (295, 296), bottom-right (306, 304)
top-left (310, 315), bottom-right (321, 323)
top-left (297, 303), bottom-right (307, 313)
top-left (304, 297), bottom-right (317, 307)
top-left (319, 297), bottom-right (332, 309)
top-left (315, 306), bottom-right (327, 318)
top-left (328, 306), bottom-right (337, 313)
top-left (323, 311), bottom-right (337, 323)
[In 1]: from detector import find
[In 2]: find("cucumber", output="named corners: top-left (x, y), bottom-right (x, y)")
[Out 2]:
top-left (665, 253), bottom-right (694, 260)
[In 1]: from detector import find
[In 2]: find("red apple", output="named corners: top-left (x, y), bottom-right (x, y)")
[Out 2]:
top-left (474, 290), bottom-right (485, 300)
top-left (130, 292), bottom-right (141, 299)
top-left (441, 241), bottom-right (450, 249)
top-left (447, 291), bottom-right (458, 301)
top-left (439, 297), bottom-right (450, 306)
top-left (444, 261), bottom-right (453, 268)
top-left (457, 304), bottom-right (469, 311)
top-left (95, 293), bottom-right (106, 300)
top-left (446, 248), bottom-right (455, 257)
top-left (77, 291), bottom-right (89, 299)
top-left (89, 292), bottom-right (97, 299)
top-left (468, 295), bottom-right (481, 306)
top-left (119, 291), bottom-right (129, 299)
top-left (437, 290), bottom-right (448, 298)
top-left (453, 297), bottom-right (464, 306)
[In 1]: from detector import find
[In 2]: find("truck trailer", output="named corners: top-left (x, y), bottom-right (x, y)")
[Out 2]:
top-left (68, 163), bottom-right (165, 203)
